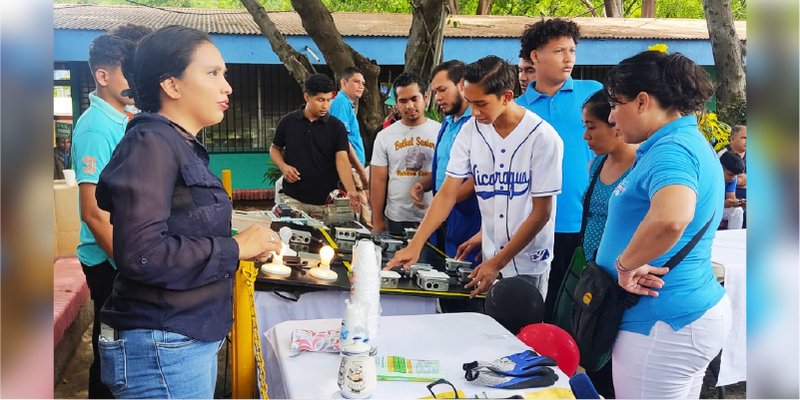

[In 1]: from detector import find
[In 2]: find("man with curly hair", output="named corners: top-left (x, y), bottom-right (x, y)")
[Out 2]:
top-left (70, 24), bottom-right (151, 398)
top-left (517, 18), bottom-right (603, 320)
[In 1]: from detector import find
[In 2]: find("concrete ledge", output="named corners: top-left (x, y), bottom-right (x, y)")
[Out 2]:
top-left (54, 257), bottom-right (90, 347)
top-left (232, 188), bottom-right (274, 201)
top-left (53, 256), bottom-right (93, 386)
top-left (53, 303), bottom-right (92, 386)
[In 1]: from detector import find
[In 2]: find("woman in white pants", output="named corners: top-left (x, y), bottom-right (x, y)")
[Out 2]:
top-left (595, 50), bottom-right (732, 398)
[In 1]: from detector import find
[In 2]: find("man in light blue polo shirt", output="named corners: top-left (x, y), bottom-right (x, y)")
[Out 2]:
top-left (411, 60), bottom-right (481, 266)
top-left (517, 18), bottom-right (603, 319)
top-left (70, 27), bottom-right (150, 398)
top-left (330, 66), bottom-right (367, 165)
top-left (329, 66), bottom-right (370, 224)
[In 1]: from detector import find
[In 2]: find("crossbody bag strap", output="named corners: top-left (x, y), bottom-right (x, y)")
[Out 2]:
top-left (578, 156), bottom-right (608, 243)
top-left (662, 210), bottom-right (717, 270)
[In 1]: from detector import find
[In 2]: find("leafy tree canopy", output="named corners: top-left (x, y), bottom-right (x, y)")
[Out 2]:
top-left (55, 0), bottom-right (746, 19)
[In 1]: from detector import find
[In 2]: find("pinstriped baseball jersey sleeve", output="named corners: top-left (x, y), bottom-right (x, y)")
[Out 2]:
top-left (529, 124), bottom-right (563, 197)
top-left (445, 120), bottom-right (473, 179)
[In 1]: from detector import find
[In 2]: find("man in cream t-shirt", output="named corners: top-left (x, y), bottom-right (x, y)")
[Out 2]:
top-left (370, 72), bottom-right (441, 235)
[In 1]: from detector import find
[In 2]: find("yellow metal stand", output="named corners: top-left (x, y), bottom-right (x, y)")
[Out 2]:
top-left (231, 260), bottom-right (255, 398)
top-left (222, 169), bottom-right (233, 198)
top-left (231, 260), bottom-right (268, 399)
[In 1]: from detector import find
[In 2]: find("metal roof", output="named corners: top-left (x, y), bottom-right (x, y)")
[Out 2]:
top-left (54, 4), bottom-right (746, 40)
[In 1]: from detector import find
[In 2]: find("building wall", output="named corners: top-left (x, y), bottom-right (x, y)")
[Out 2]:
top-left (209, 152), bottom-right (273, 189)
top-left (55, 30), bottom-right (723, 66)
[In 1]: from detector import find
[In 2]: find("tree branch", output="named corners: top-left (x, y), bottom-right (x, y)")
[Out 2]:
top-left (578, 0), bottom-right (599, 17)
top-left (240, 0), bottom-right (314, 87)
top-left (641, 0), bottom-right (655, 18)
top-left (404, 0), bottom-right (448, 84)
top-left (287, 0), bottom-right (384, 152)
top-left (604, 0), bottom-right (622, 17)
top-left (476, 0), bottom-right (493, 15)
top-left (701, 0), bottom-right (745, 107)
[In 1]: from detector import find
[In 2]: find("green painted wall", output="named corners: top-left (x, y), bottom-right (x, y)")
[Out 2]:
top-left (209, 153), bottom-right (273, 189)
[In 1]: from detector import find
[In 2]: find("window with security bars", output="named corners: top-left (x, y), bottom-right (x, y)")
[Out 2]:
top-left (200, 64), bottom-right (305, 153)
top-left (61, 61), bottom-right (436, 153)
top-left (200, 63), bottom-right (405, 153)
top-left (62, 62), bottom-right (306, 153)
top-left (573, 65), bottom-right (613, 83)
top-left (55, 61), bottom-right (93, 117)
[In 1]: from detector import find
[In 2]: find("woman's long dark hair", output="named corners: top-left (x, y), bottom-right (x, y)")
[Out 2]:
top-left (121, 25), bottom-right (211, 113)
top-left (605, 51), bottom-right (714, 115)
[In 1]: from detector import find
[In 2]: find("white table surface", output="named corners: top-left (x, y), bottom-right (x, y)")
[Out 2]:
top-left (264, 313), bottom-right (570, 399)
top-left (711, 229), bottom-right (746, 386)
top-left (255, 290), bottom-right (437, 334)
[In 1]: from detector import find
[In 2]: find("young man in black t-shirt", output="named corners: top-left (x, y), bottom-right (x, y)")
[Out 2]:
top-left (270, 74), bottom-right (360, 218)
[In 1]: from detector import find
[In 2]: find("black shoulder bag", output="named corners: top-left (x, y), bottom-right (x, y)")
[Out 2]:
top-left (571, 211), bottom-right (716, 372)
top-left (551, 156), bottom-right (607, 332)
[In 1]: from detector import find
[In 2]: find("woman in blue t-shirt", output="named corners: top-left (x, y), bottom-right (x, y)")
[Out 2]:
top-left (579, 89), bottom-right (636, 398)
top-left (596, 51), bottom-right (731, 398)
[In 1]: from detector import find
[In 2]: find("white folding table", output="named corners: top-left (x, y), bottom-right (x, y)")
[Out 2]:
top-left (711, 229), bottom-right (746, 386)
top-left (264, 312), bottom-right (571, 399)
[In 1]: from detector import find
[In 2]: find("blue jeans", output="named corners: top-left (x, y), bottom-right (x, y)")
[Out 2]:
top-left (99, 328), bottom-right (223, 399)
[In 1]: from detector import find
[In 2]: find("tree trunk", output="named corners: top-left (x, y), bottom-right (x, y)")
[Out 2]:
top-left (240, 0), bottom-right (314, 87)
top-left (578, 0), bottom-right (599, 17)
top-left (476, 0), bottom-right (493, 15)
top-left (701, 0), bottom-right (745, 109)
top-left (404, 0), bottom-right (449, 85)
top-left (349, 49), bottom-right (384, 158)
top-left (641, 0), bottom-right (656, 17)
top-left (289, 0), bottom-right (384, 152)
top-left (604, 0), bottom-right (622, 17)
top-left (448, 0), bottom-right (459, 14)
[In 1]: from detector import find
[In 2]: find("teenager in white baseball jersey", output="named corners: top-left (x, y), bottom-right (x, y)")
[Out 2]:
top-left (370, 72), bottom-right (440, 234)
top-left (387, 56), bottom-right (563, 298)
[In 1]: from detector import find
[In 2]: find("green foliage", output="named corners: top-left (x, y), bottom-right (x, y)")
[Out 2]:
top-left (656, 0), bottom-right (746, 19)
top-left (717, 96), bottom-right (747, 127)
top-left (263, 157), bottom-right (282, 184)
top-left (425, 103), bottom-right (442, 122)
top-left (656, 0), bottom-right (704, 18)
top-left (56, 0), bottom-right (745, 19)
top-left (697, 111), bottom-right (732, 151)
top-left (55, 0), bottom-right (246, 7)
top-left (321, 0), bottom-right (410, 13)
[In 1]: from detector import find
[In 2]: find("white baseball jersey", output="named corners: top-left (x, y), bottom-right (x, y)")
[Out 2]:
top-left (446, 110), bottom-right (563, 277)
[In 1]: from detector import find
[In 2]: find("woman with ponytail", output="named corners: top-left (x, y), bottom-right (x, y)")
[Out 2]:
top-left (595, 50), bottom-right (731, 398)
top-left (95, 25), bottom-right (282, 398)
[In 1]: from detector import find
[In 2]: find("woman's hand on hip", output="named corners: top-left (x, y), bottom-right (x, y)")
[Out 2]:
top-left (618, 264), bottom-right (669, 297)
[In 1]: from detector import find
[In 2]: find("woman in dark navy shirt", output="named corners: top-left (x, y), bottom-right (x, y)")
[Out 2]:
top-left (96, 25), bottom-right (281, 398)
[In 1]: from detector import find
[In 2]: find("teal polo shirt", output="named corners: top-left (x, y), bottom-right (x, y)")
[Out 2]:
top-left (329, 92), bottom-right (366, 165)
top-left (71, 92), bottom-right (128, 267)
top-left (432, 107), bottom-right (472, 191)
top-left (596, 116), bottom-right (726, 335)
top-left (518, 77), bottom-right (602, 233)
